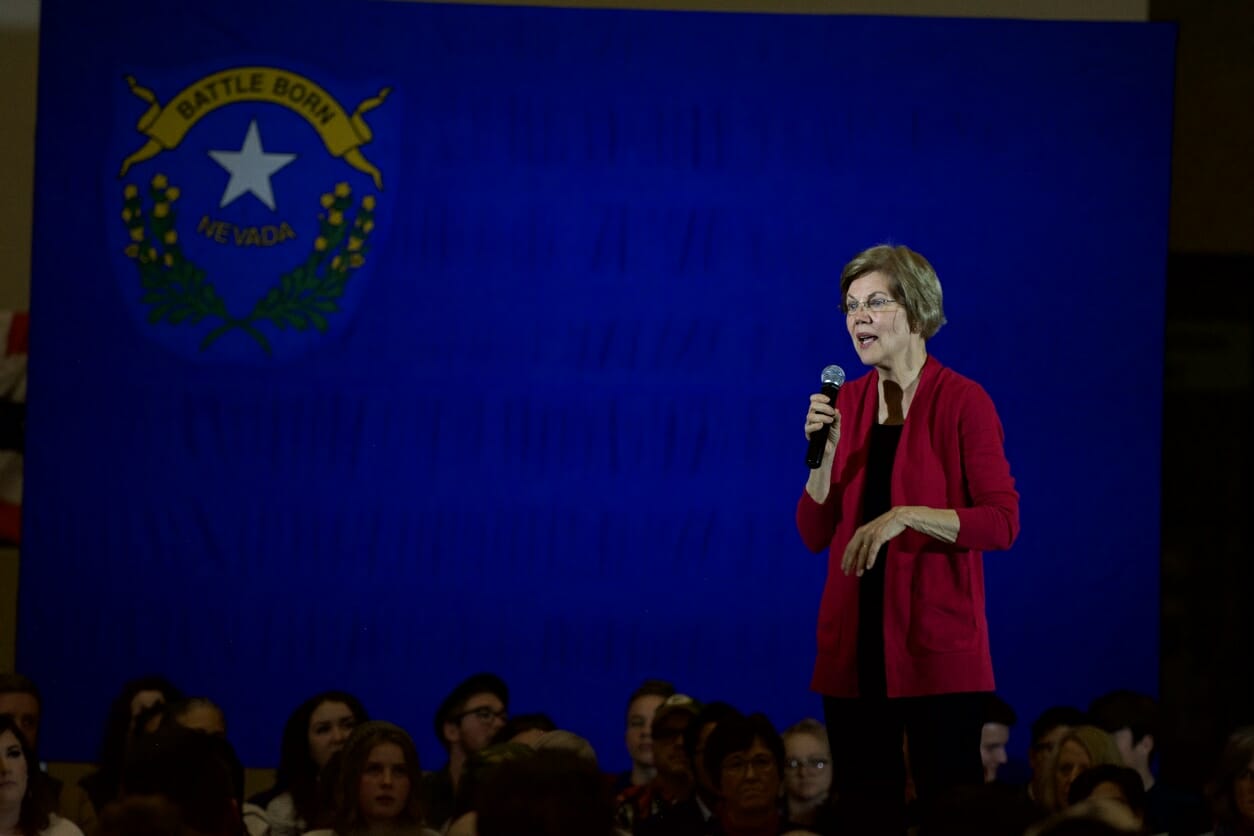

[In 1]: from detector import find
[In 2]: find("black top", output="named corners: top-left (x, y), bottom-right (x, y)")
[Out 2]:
top-left (857, 422), bottom-right (903, 699)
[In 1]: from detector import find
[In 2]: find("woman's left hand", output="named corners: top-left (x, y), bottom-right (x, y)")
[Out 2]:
top-left (841, 508), bottom-right (907, 577)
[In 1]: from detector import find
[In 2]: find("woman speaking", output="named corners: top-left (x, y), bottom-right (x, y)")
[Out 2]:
top-left (796, 244), bottom-right (1019, 834)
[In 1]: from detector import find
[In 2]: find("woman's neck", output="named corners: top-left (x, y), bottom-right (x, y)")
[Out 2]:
top-left (0, 802), bottom-right (20, 834)
top-left (877, 344), bottom-right (927, 388)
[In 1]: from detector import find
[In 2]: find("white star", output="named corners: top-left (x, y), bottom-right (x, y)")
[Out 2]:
top-left (208, 120), bottom-right (297, 211)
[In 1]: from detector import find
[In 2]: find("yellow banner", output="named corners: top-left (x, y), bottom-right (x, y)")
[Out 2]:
top-left (119, 67), bottom-right (388, 189)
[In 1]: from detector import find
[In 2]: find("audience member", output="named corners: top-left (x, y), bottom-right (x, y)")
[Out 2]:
top-left (422, 673), bottom-right (509, 830)
top-left (0, 716), bottom-right (83, 836)
top-left (615, 680), bottom-right (677, 794)
top-left (0, 675), bottom-right (95, 831)
top-left (1031, 707), bottom-right (1091, 808)
top-left (94, 796), bottom-right (184, 836)
top-left (617, 694), bottom-right (700, 832)
top-left (1089, 689), bottom-right (1209, 835)
top-left (445, 743), bottom-right (535, 836)
top-left (1068, 764), bottom-right (1147, 832)
top-left (781, 719), bottom-right (832, 829)
top-left (258, 690), bottom-right (368, 836)
top-left (639, 700), bottom-right (739, 835)
top-left (1028, 797), bottom-right (1146, 835)
top-left (1043, 726), bottom-right (1125, 813)
top-left (304, 721), bottom-right (435, 836)
top-left (79, 676), bottom-right (184, 815)
top-left (494, 712), bottom-right (555, 747)
top-left (477, 748), bottom-right (617, 836)
top-left (118, 724), bottom-right (243, 836)
top-left (702, 711), bottom-right (789, 836)
top-left (1206, 725), bottom-right (1254, 836)
top-left (166, 699), bottom-right (227, 738)
top-left (981, 694), bottom-right (1017, 783)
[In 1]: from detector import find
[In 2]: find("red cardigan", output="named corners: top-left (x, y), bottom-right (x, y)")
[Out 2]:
top-left (796, 355), bottom-right (1019, 698)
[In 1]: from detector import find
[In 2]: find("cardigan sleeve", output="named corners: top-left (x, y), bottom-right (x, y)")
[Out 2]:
top-left (951, 383), bottom-right (1020, 552)
top-left (796, 485), bottom-right (839, 554)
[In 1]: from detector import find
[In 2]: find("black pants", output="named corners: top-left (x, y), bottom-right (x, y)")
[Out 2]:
top-left (823, 692), bottom-right (986, 836)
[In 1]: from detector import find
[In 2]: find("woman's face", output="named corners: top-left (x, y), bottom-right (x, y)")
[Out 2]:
top-left (357, 742), bottom-right (410, 824)
top-left (308, 701), bottom-right (356, 768)
top-left (1235, 756), bottom-right (1254, 824)
top-left (0, 730), bottom-right (29, 810)
top-left (783, 732), bottom-right (831, 803)
top-left (1053, 740), bottom-right (1092, 810)
top-left (719, 737), bottom-right (781, 822)
top-left (845, 271), bottom-right (916, 369)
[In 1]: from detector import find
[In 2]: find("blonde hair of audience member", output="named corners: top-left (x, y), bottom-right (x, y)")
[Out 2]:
top-left (531, 730), bottom-right (598, 765)
top-left (0, 717), bottom-right (85, 836)
top-left (1042, 725), bottom-right (1124, 812)
top-left (781, 719), bottom-right (832, 826)
top-left (1207, 724), bottom-right (1254, 835)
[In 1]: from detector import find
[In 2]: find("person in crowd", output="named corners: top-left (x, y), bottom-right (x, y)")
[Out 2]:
top-left (1030, 707), bottom-right (1091, 809)
top-left (165, 698), bottom-right (227, 738)
top-left (615, 680), bottom-right (677, 794)
top-left (422, 673), bottom-right (509, 830)
top-left (94, 796), bottom-right (184, 836)
top-left (1067, 765), bottom-right (1147, 833)
top-left (445, 742), bottom-right (536, 836)
top-left (781, 719), bottom-right (832, 829)
top-left (1206, 725), bottom-right (1254, 836)
top-left (1027, 798), bottom-right (1146, 836)
top-left (1042, 726), bottom-right (1125, 813)
top-left (981, 694), bottom-right (1018, 783)
top-left (639, 701), bottom-right (739, 835)
top-left (1088, 689), bottom-right (1209, 835)
top-left (78, 676), bottom-right (183, 815)
top-left (701, 711), bottom-right (791, 836)
top-left (617, 694), bottom-right (700, 832)
top-left (0, 716), bottom-right (83, 836)
top-left (797, 243), bottom-right (1019, 835)
top-left (493, 712), bottom-right (555, 748)
top-left (0, 675), bottom-right (95, 831)
top-left (477, 748), bottom-right (617, 836)
top-left (119, 724), bottom-right (243, 836)
top-left (304, 721), bottom-right (437, 836)
top-left (258, 690), bottom-right (369, 836)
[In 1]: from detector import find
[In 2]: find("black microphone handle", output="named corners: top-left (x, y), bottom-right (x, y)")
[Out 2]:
top-left (805, 382), bottom-right (842, 469)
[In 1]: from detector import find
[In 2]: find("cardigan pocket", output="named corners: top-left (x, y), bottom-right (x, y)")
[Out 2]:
top-left (907, 557), bottom-right (977, 654)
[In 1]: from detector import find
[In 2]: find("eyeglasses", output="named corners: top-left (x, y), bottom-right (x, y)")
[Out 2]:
top-left (785, 757), bottom-right (829, 772)
top-left (456, 706), bottom-right (508, 724)
top-left (722, 754), bottom-right (777, 775)
top-left (842, 294), bottom-right (898, 316)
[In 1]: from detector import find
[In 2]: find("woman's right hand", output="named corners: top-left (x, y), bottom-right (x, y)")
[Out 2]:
top-left (805, 393), bottom-right (841, 464)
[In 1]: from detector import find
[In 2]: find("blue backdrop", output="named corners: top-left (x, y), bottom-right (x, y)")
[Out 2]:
top-left (21, 0), bottom-right (1174, 773)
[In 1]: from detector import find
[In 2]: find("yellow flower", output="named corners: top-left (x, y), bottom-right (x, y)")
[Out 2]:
top-left (151, 173), bottom-right (168, 189)
top-left (124, 184), bottom-right (138, 199)
top-left (334, 182), bottom-right (350, 198)
top-left (164, 230), bottom-right (178, 245)
top-left (122, 208), bottom-right (132, 222)
top-left (363, 220), bottom-right (374, 234)
top-left (147, 247), bottom-right (157, 260)
top-left (129, 227), bottom-right (145, 242)
top-left (166, 187), bottom-right (180, 201)
top-left (349, 253), bottom-right (364, 268)
top-left (362, 195), bottom-right (376, 211)
top-left (124, 244), bottom-right (139, 258)
top-left (347, 236), bottom-right (362, 252)
top-left (314, 236), bottom-right (328, 252)
top-left (320, 193), bottom-right (334, 209)
top-left (328, 210), bottom-right (343, 226)
top-left (163, 252), bottom-right (174, 267)
top-left (154, 202), bottom-right (169, 218)
top-left (332, 256), bottom-right (343, 270)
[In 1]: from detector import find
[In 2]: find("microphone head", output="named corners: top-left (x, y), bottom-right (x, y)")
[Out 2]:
top-left (820, 364), bottom-right (846, 387)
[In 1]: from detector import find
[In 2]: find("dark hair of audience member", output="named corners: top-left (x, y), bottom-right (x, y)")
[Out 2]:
top-left (683, 700), bottom-right (739, 763)
top-left (96, 795), bottom-right (186, 836)
top-left (0, 673), bottom-right (40, 703)
top-left (1033, 706), bottom-right (1090, 746)
top-left (327, 721), bottom-right (424, 834)
top-left (917, 782), bottom-right (1044, 836)
top-left (84, 676), bottom-right (184, 810)
top-left (0, 715), bottom-right (55, 835)
top-left (1207, 724), bottom-right (1254, 830)
top-left (984, 693), bottom-right (1018, 727)
top-left (450, 742), bottom-right (536, 821)
top-left (273, 690), bottom-right (368, 827)
top-left (701, 711), bottom-right (786, 789)
top-left (625, 679), bottom-right (676, 713)
top-left (476, 748), bottom-right (615, 836)
top-left (1088, 692), bottom-right (1157, 749)
top-left (1068, 764), bottom-right (1147, 815)
top-left (121, 724), bottom-right (243, 836)
top-left (494, 712), bottom-right (556, 744)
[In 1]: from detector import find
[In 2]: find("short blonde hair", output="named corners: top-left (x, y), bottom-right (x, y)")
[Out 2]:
top-left (839, 244), bottom-right (947, 339)
top-left (1040, 725), bottom-right (1124, 811)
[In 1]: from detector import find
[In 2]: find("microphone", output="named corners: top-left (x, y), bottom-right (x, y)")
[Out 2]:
top-left (806, 364), bottom-right (846, 469)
